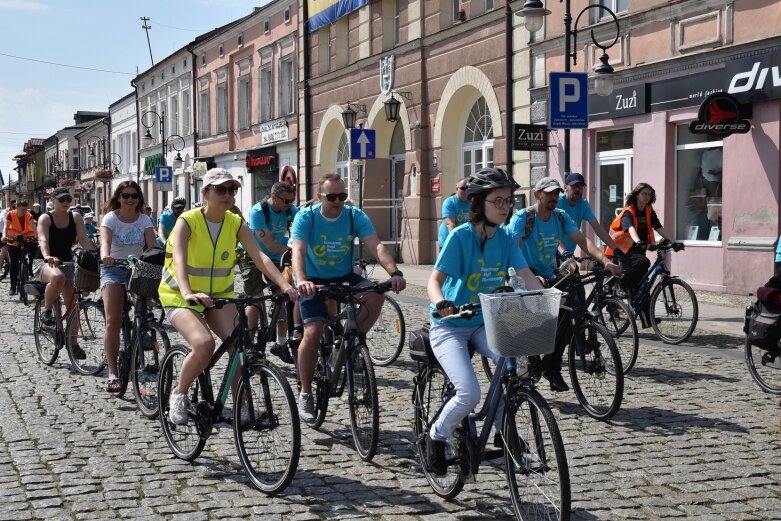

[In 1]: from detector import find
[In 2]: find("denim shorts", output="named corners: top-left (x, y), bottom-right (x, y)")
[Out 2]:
top-left (299, 272), bottom-right (367, 324)
top-left (100, 265), bottom-right (130, 290)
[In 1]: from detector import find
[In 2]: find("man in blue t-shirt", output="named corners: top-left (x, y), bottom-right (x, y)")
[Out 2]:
top-left (156, 197), bottom-right (186, 247)
top-left (245, 182), bottom-right (299, 364)
top-left (557, 172), bottom-right (616, 254)
top-left (775, 235), bottom-right (781, 278)
top-left (291, 173), bottom-right (406, 425)
top-left (509, 176), bottom-right (620, 392)
top-left (437, 177), bottom-right (471, 249)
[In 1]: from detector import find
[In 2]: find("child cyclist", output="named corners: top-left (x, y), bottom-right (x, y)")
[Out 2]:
top-left (424, 167), bottom-right (543, 475)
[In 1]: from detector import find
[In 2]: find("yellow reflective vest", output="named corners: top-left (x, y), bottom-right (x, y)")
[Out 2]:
top-left (158, 208), bottom-right (242, 312)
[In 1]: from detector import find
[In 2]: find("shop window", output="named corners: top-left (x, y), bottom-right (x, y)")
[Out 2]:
top-left (462, 97), bottom-right (494, 177)
top-left (675, 124), bottom-right (722, 242)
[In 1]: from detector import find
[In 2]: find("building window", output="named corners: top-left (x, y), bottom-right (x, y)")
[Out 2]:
top-left (219, 44), bottom-right (224, 57)
top-left (675, 125), bottom-right (723, 242)
top-left (182, 89), bottom-right (191, 134)
top-left (201, 54), bottom-right (206, 66)
top-left (264, 19), bottom-right (270, 33)
top-left (284, 7), bottom-right (291, 22)
top-left (452, 0), bottom-right (462, 23)
top-left (485, 0), bottom-right (494, 12)
top-left (393, 0), bottom-right (401, 46)
top-left (336, 132), bottom-right (353, 198)
top-left (318, 27), bottom-right (330, 74)
top-left (238, 74), bottom-right (251, 130)
top-left (216, 82), bottom-right (228, 134)
top-left (279, 56), bottom-right (295, 116)
top-left (184, 57), bottom-right (188, 68)
top-left (335, 18), bottom-right (349, 68)
top-left (259, 65), bottom-right (273, 122)
top-left (199, 90), bottom-right (210, 138)
top-left (238, 33), bottom-right (244, 47)
top-left (170, 95), bottom-right (179, 136)
top-left (462, 97), bottom-right (494, 177)
top-left (172, 65), bottom-right (176, 74)
top-left (592, 0), bottom-right (628, 23)
top-left (532, 53), bottom-right (545, 88)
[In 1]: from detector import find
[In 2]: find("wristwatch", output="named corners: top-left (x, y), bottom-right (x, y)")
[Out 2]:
top-left (390, 270), bottom-right (404, 278)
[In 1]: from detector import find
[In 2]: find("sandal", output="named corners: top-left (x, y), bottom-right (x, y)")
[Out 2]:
top-left (106, 378), bottom-right (122, 393)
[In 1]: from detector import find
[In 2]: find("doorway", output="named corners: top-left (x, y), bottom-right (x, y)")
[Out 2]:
top-left (596, 151), bottom-right (633, 233)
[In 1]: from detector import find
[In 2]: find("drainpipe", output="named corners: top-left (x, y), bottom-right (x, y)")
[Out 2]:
top-left (187, 45), bottom-right (198, 210)
top-left (505, 1), bottom-right (514, 176)
top-left (302, 1), bottom-right (312, 202)
top-left (131, 78), bottom-right (141, 184)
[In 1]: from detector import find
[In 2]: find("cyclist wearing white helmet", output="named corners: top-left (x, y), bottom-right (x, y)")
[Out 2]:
top-left (424, 167), bottom-right (542, 476)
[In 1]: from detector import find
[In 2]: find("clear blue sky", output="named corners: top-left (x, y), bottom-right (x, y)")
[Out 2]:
top-left (0, 0), bottom-right (264, 181)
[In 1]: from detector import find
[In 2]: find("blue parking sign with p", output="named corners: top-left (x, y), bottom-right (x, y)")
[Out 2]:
top-left (549, 72), bottom-right (589, 129)
top-left (155, 166), bottom-right (173, 184)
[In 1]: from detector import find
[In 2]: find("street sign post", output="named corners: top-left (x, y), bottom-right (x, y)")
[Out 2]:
top-left (549, 72), bottom-right (589, 129)
top-left (349, 128), bottom-right (376, 160)
top-left (155, 165), bottom-right (173, 190)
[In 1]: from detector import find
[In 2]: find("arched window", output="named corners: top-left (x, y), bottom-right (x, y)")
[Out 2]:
top-left (462, 96), bottom-right (494, 178)
top-left (336, 132), bottom-right (354, 197)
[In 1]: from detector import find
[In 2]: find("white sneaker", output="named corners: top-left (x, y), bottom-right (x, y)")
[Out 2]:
top-left (298, 392), bottom-right (315, 425)
top-left (168, 390), bottom-right (190, 425)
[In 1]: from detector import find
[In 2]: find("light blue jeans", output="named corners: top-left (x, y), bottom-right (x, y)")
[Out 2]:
top-left (428, 322), bottom-right (504, 442)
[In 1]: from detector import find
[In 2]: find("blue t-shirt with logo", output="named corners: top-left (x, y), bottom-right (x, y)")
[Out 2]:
top-left (776, 235), bottom-right (781, 263)
top-left (438, 194), bottom-right (471, 247)
top-left (159, 209), bottom-right (176, 239)
top-left (431, 223), bottom-right (528, 328)
top-left (248, 201), bottom-right (299, 262)
top-left (557, 194), bottom-right (596, 253)
top-left (290, 203), bottom-right (375, 279)
top-left (508, 208), bottom-right (578, 279)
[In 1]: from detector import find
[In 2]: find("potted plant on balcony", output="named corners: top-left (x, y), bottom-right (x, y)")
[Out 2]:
top-left (59, 177), bottom-right (76, 187)
top-left (94, 168), bottom-right (114, 182)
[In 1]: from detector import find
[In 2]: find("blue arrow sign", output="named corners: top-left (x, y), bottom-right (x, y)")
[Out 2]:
top-left (350, 128), bottom-right (376, 160)
top-left (549, 72), bottom-right (589, 129)
top-left (155, 166), bottom-right (173, 184)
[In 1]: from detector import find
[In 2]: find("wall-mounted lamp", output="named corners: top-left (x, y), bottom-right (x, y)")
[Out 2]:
top-left (383, 91), bottom-right (412, 123)
top-left (342, 102), bottom-right (366, 129)
top-left (433, 152), bottom-right (438, 170)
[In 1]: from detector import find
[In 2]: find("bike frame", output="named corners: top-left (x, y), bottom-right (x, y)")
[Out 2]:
top-left (631, 252), bottom-right (668, 311)
top-left (322, 297), bottom-right (362, 397)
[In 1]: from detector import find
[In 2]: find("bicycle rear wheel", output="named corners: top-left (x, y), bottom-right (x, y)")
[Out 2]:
top-left (131, 322), bottom-right (170, 418)
top-left (66, 300), bottom-right (107, 376)
top-left (504, 387), bottom-right (570, 520)
top-left (34, 297), bottom-right (61, 366)
top-left (367, 295), bottom-right (405, 366)
top-left (745, 336), bottom-right (781, 395)
top-left (348, 344), bottom-right (380, 461)
top-left (597, 298), bottom-right (639, 374)
top-left (650, 278), bottom-right (698, 344)
top-left (159, 345), bottom-right (206, 461)
top-left (234, 360), bottom-right (300, 495)
top-left (568, 320), bottom-right (624, 421)
top-left (414, 365), bottom-right (464, 500)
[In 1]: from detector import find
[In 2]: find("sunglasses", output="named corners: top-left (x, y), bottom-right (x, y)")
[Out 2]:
top-left (210, 185), bottom-right (239, 196)
top-left (55, 196), bottom-right (73, 203)
top-left (321, 192), bottom-right (348, 202)
top-left (120, 192), bottom-right (140, 200)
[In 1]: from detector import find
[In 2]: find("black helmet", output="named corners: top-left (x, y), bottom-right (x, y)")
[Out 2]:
top-left (172, 196), bottom-right (186, 209)
top-left (465, 167), bottom-right (519, 198)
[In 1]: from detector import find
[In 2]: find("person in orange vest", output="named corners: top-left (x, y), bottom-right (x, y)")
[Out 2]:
top-left (605, 183), bottom-right (680, 295)
top-left (1, 200), bottom-right (38, 295)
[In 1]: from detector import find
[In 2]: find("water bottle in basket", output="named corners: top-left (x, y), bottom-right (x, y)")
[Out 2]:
top-left (507, 267), bottom-right (526, 292)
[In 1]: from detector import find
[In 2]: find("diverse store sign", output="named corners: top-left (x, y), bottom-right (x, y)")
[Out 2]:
top-left (689, 92), bottom-right (751, 137)
top-left (513, 124), bottom-right (548, 151)
top-left (727, 52), bottom-right (781, 103)
top-left (245, 148), bottom-right (277, 173)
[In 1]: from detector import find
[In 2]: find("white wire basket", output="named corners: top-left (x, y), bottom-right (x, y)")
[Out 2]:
top-left (479, 288), bottom-right (563, 358)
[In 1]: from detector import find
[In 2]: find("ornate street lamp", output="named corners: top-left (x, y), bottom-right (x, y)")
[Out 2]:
top-left (141, 110), bottom-right (186, 181)
top-left (341, 103), bottom-right (366, 129)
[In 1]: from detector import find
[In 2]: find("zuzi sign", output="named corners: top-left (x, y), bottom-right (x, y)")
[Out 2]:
top-left (513, 124), bottom-right (548, 151)
top-left (689, 92), bottom-right (751, 137)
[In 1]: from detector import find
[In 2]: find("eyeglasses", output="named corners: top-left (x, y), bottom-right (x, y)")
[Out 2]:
top-left (210, 185), bottom-right (239, 196)
top-left (275, 195), bottom-right (294, 204)
top-left (120, 192), bottom-right (140, 200)
top-left (321, 192), bottom-right (348, 202)
top-left (55, 196), bottom-right (72, 204)
top-left (486, 197), bottom-right (513, 208)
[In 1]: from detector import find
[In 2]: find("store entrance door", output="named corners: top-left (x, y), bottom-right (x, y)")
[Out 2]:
top-left (596, 151), bottom-right (633, 241)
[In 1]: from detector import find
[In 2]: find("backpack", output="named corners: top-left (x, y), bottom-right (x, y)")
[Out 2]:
top-left (260, 198), bottom-right (293, 231)
top-left (745, 301), bottom-right (781, 350)
top-left (522, 206), bottom-right (566, 240)
top-left (139, 246), bottom-right (166, 266)
top-left (408, 323), bottom-right (434, 364)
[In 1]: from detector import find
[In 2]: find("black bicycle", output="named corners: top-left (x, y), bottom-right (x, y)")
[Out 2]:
top-left (158, 292), bottom-right (300, 495)
top-left (293, 281), bottom-right (392, 462)
top-left (12, 235), bottom-right (38, 306)
top-left (413, 291), bottom-right (570, 519)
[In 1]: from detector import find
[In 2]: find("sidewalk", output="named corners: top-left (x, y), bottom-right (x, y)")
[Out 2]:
top-left (397, 263), bottom-right (747, 338)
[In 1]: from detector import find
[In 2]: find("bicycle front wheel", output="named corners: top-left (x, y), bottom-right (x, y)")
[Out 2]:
top-left (745, 336), bottom-right (781, 395)
top-left (348, 344), bottom-right (380, 461)
top-left (414, 365), bottom-right (464, 500)
top-left (19, 262), bottom-right (29, 306)
top-left (503, 386), bottom-right (570, 520)
top-left (66, 300), bottom-right (106, 376)
top-left (34, 297), bottom-right (61, 366)
top-left (367, 295), bottom-right (405, 366)
top-left (597, 298), bottom-right (639, 374)
top-left (131, 322), bottom-right (170, 418)
top-left (159, 345), bottom-right (206, 461)
top-left (568, 320), bottom-right (624, 421)
top-left (650, 278), bottom-right (698, 344)
top-left (234, 361), bottom-right (300, 495)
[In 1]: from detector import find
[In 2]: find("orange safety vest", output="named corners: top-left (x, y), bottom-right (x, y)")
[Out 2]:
top-left (605, 205), bottom-right (656, 256)
top-left (5, 210), bottom-right (36, 247)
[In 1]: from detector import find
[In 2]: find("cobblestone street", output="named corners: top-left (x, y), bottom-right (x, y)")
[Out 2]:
top-left (0, 288), bottom-right (779, 520)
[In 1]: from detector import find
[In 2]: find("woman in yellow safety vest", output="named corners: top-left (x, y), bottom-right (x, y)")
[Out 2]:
top-left (159, 168), bottom-right (296, 426)
top-left (605, 183), bottom-right (678, 293)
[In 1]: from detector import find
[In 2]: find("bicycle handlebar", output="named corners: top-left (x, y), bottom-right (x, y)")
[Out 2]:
top-left (434, 302), bottom-right (480, 320)
top-left (207, 292), bottom-right (289, 309)
top-left (648, 240), bottom-right (684, 252)
top-left (315, 280), bottom-right (393, 298)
